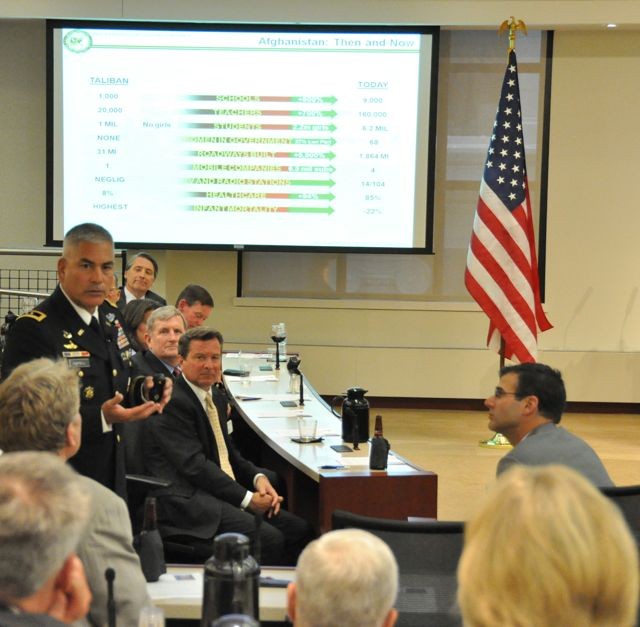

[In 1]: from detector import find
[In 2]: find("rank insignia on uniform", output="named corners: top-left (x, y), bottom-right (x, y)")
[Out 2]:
top-left (63, 342), bottom-right (79, 350)
top-left (17, 310), bottom-right (46, 322)
top-left (83, 386), bottom-right (95, 399)
top-left (77, 329), bottom-right (85, 336)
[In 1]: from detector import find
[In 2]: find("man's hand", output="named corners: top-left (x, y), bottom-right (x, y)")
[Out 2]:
top-left (253, 475), bottom-right (283, 517)
top-left (102, 375), bottom-right (173, 424)
top-left (48, 555), bottom-right (92, 624)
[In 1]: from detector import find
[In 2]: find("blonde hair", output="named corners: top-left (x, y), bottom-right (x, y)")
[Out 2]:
top-left (295, 528), bottom-right (398, 627)
top-left (0, 358), bottom-right (80, 453)
top-left (457, 465), bottom-right (639, 627)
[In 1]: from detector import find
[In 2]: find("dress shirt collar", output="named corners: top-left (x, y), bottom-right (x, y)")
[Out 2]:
top-left (182, 375), bottom-right (212, 410)
top-left (59, 285), bottom-right (100, 326)
top-left (149, 351), bottom-right (178, 375)
top-left (124, 286), bottom-right (138, 304)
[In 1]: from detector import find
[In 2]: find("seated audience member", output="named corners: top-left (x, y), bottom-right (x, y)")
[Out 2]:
top-left (175, 284), bottom-right (214, 328)
top-left (105, 273), bottom-right (121, 307)
top-left (0, 358), bottom-right (150, 627)
top-left (117, 252), bottom-right (166, 309)
top-left (0, 451), bottom-right (92, 626)
top-left (457, 465), bottom-right (639, 627)
top-left (287, 529), bottom-right (399, 627)
top-left (143, 327), bottom-right (314, 565)
top-left (122, 298), bottom-right (161, 353)
top-left (132, 306), bottom-right (186, 379)
top-left (485, 362), bottom-right (613, 486)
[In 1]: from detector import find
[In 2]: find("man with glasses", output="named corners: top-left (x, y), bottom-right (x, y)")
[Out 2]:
top-left (485, 362), bottom-right (614, 486)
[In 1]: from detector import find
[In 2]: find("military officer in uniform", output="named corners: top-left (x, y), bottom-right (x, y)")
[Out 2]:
top-left (1, 223), bottom-right (171, 496)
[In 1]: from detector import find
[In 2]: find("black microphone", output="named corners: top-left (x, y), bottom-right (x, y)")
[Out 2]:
top-left (105, 567), bottom-right (116, 627)
top-left (298, 371), bottom-right (305, 406)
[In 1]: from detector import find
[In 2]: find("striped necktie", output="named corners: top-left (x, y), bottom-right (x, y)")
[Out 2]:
top-left (205, 393), bottom-right (235, 479)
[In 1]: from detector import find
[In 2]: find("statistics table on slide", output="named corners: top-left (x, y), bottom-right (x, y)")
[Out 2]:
top-left (57, 29), bottom-right (433, 247)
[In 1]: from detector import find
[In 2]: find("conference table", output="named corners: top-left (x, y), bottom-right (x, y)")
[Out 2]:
top-left (222, 351), bottom-right (438, 533)
top-left (148, 565), bottom-right (294, 622)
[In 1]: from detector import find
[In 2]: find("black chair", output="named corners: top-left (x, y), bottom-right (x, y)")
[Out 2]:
top-left (331, 510), bottom-right (464, 627)
top-left (601, 484), bottom-right (640, 546)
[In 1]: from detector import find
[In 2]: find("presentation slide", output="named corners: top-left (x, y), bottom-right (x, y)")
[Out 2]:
top-left (49, 25), bottom-right (437, 251)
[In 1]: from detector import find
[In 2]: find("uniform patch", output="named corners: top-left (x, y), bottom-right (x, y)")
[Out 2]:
top-left (17, 310), bottom-right (46, 322)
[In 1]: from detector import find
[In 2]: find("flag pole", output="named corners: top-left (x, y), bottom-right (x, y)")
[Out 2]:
top-left (479, 337), bottom-right (511, 448)
top-left (478, 17), bottom-right (527, 450)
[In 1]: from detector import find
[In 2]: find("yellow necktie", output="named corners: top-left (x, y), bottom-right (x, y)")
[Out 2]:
top-left (205, 393), bottom-right (235, 479)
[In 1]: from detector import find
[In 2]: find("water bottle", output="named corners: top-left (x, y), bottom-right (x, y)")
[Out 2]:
top-left (201, 533), bottom-right (260, 627)
top-left (369, 414), bottom-right (390, 470)
top-left (134, 497), bottom-right (166, 582)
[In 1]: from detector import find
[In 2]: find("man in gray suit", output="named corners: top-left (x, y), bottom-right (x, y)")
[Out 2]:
top-left (485, 362), bottom-right (614, 487)
top-left (0, 358), bottom-right (149, 627)
top-left (0, 452), bottom-right (92, 626)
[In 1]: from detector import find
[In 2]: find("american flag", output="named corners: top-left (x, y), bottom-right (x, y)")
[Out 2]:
top-left (465, 50), bottom-right (552, 363)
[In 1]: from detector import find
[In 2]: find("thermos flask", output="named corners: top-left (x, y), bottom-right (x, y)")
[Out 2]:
top-left (339, 387), bottom-right (370, 444)
top-left (201, 533), bottom-right (260, 627)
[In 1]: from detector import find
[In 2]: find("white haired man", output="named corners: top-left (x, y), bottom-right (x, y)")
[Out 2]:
top-left (0, 358), bottom-right (149, 627)
top-left (0, 451), bottom-right (92, 625)
top-left (287, 529), bottom-right (399, 627)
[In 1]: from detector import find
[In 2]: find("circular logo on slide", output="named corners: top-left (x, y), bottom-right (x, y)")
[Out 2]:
top-left (63, 30), bottom-right (93, 53)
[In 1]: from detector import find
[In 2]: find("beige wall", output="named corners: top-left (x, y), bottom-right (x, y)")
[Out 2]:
top-left (2, 11), bottom-right (640, 401)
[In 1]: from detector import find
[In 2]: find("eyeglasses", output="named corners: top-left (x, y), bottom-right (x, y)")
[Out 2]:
top-left (494, 387), bottom-right (519, 399)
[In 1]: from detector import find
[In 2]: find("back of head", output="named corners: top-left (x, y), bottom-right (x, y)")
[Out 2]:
top-left (457, 465), bottom-right (639, 627)
top-left (0, 358), bottom-right (79, 453)
top-left (0, 451), bottom-right (90, 602)
top-left (295, 528), bottom-right (398, 627)
top-left (123, 298), bottom-right (161, 331)
top-left (500, 362), bottom-right (566, 423)
top-left (175, 283), bottom-right (214, 307)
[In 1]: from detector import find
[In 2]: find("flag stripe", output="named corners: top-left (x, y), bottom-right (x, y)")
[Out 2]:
top-left (472, 199), bottom-right (536, 312)
top-left (464, 49), bottom-right (551, 363)
top-left (465, 246), bottom-right (537, 350)
top-left (468, 232), bottom-right (537, 337)
top-left (465, 268), bottom-right (536, 363)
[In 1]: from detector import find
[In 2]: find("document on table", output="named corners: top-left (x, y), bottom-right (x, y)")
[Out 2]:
top-left (148, 572), bottom-right (202, 599)
top-left (226, 374), bottom-right (278, 382)
top-left (236, 393), bottom-right (313, 402)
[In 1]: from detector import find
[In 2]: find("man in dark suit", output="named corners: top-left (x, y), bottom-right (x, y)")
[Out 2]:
top-left (144, 327), bottom-right (314, 565)
top-left (1, 223), bottom-right (171, 496)
top-left (126, 306), bottom-right (186, 476)
top-left (116, 252), bottom-right (166, 310)
top-left (486, 362), bottom-right (614, 487)
top-left (131, 305), bottom-right (186, 379)
top-left (175, 283), bottom-right (214, 328)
